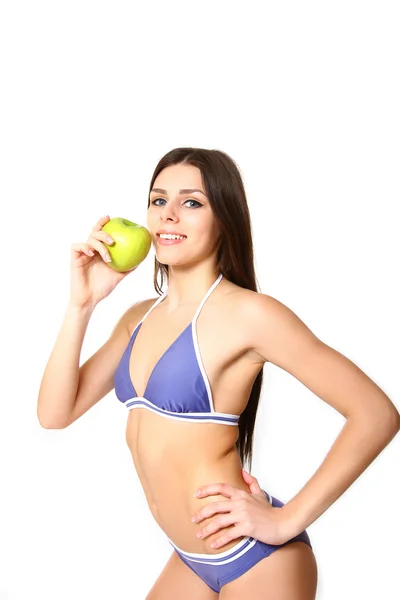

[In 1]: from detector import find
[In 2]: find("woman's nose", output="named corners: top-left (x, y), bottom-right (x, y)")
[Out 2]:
top-left (161, 203), bottom-right (179, 221)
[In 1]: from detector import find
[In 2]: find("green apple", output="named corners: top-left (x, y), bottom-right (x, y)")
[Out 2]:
top-left (101, 217), bottom-right (152, 272)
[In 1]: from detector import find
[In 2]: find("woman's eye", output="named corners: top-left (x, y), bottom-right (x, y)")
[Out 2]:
top-left (151, 198), bottom-right (202, 208)
top-left (185, 199), bottom-right (202, 208)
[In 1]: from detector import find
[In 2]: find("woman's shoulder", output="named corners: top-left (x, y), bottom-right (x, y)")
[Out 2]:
top-left (222, 279), bottom-right (264, 311)
top-left (225, 283), bottom-right (290, 339)
top-left (123, 295), bottom-right (160, 335)
top-left (230, 285), bottom-right (290, 324)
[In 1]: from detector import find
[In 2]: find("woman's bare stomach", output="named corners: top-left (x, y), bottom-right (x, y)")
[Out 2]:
top-left (125, 408), bottom-right (254, 555)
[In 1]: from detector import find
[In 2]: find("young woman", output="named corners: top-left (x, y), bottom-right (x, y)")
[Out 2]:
top-left (37, 147), bottom-right (399, 599)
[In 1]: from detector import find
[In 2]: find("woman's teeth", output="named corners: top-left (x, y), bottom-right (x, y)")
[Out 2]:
top-left (159, 234), bottom-right (186, 240)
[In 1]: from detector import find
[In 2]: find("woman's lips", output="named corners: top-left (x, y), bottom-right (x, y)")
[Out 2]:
top-left (156, 235), bottom-right (187, 245)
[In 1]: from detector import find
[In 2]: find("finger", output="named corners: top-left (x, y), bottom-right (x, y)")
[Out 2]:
top-left (91, 229), bottom-right (115, 245)
top-left (241, 468), bottom-right (258, 483)
top-left (250, 481), bottom-right (265, 498)
top-left (92, 215), bottom-right (111, 232)
top-left (194, 483), bottom-right (245, 500)
top-left (241, 469), bottom-right (264, 496)
top-left (71, 242), bottom-right (95, 257)
top-left (192, 501), bottom-right (232, 523)
top-left (210, 528), bottom-right (244, 549)
top-left (247, 477), bottom-right (262, 491)
top-left (241, 470), bottom-right (254, 486)
top-left (86, 237), bottom-right (112, 262)
top-left (197, 514), bottom-right (237, 539)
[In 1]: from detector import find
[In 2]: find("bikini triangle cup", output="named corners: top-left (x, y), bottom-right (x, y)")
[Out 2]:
top-left (114, 273), bottom-right (240, 425)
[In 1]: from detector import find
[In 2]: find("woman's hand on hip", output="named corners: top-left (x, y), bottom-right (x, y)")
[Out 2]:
top-left (190, 469), bottom-right (294, 548)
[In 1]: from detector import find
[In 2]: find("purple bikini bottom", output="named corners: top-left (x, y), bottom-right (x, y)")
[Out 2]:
top-left (167, 490), bottom-right (312, 594)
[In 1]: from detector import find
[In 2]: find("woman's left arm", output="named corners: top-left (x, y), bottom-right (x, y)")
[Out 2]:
top-left (247, 294), bottom-right (400, 537)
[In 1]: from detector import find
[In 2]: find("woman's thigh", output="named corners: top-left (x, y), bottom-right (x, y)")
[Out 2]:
top-left (219, 542), bottom-right (318, 600)
top-left (145, 550), bottom-right (219, 600)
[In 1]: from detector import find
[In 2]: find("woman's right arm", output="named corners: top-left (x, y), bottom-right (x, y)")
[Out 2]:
top-left (37, 214), bottom-right (141, 429)
top-left (37, 301), bottom-right (137, 429)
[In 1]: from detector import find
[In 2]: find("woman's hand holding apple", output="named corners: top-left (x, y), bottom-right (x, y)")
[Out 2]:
top-left (69, 215), bottom-right (136, 309)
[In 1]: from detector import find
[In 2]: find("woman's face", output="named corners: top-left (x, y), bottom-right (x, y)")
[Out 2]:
top-left (147, 163), bottom-right (221, 267)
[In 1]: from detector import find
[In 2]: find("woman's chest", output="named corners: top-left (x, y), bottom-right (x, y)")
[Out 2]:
top-left (127, 289), bottom-right (263, 417)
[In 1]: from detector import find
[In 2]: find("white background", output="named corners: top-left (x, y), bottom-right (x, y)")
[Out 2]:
top-left (1, 1), bottom-right (399, 599)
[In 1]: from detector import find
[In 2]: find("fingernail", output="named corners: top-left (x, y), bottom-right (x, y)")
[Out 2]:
top-left (196, 532), bottom-right (203, 538)
top-left (106, 253), bottom-right (112, 262)
top-left (106, 236), bottom-right (114, 244)
top-left (194, 490), bottom-right (201, 497)
top-left (191, 516), bottom-right (197, 522)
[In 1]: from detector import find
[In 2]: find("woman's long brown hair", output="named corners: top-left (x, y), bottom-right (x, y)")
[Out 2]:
top-left (147, 147), bottom-right (264, 471)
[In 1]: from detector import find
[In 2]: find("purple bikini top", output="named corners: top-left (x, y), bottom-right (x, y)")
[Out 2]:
top-left (114, 273), bottom-right (240, 426)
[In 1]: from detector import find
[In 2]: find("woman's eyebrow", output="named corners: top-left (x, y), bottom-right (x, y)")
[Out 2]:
top-left (151, 187), bottom-right (207, 197)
